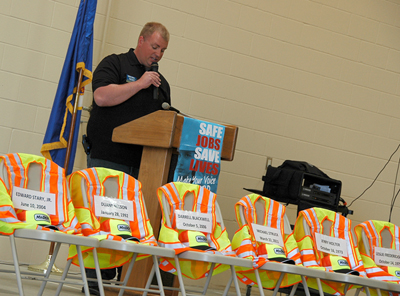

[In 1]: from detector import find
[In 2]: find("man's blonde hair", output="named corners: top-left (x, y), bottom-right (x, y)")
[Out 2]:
top-left (140, 22), bottom-right (170, 42)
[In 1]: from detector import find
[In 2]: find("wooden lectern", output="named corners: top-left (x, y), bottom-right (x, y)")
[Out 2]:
top-left (109, 110), bottom-right (238, 295)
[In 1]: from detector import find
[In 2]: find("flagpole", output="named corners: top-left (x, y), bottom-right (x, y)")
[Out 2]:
top-left (64, 67), bottom-right (84, 175)
top-left (28, 68), bottom-right (85, 275)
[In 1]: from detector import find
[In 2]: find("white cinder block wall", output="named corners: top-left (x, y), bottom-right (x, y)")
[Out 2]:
top-left (1, 0), bottom-right (400, 292)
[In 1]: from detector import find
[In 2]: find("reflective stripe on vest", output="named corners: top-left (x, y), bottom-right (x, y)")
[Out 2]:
top-left (355, 220), bottom-right (400, 284)
top-left (0, 153), bottom-right (79, 234)
top-left (232, 194), bottom-right (302, 289)
top-left (68, 167), bottom-right (156, 269)
top-left (157, 182), bottom-right (233, 280)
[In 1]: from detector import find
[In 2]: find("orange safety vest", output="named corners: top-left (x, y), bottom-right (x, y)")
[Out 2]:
top-left (68, 167), bottom-right (157, 269)
top-left (293, 207), bottom-right (367, 295)
top-left (355, 220), bottom-right (400, 283)
top-left (0, 153), bottom-right (80, 235)
top-left (232, 194), bottom-right (302, 289)
top-left (157, 182), bottom-right (235, 279)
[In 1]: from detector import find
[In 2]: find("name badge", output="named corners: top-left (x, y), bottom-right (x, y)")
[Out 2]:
top-left (12, 187), bottom-right (56, 215)
top-left (315, 232), bottom-right (348, 257)
top-left (126, 74), bottom-right (137, 82)
top-left (94, 195), bottom-right (134, 221)
top-left (175, 210), bottom-right (212, 233)
top-left (374, 246), bottom-right (400, 268)
top-left (251, 223), bottom-right (284, 247)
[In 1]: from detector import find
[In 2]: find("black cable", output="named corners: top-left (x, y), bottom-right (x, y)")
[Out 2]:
top-left (389, 188), bottom-right (400, 222)
top-left (348, 143), bottom-right (400, 208)
top-left (389, 154), bottom-right (400, 222)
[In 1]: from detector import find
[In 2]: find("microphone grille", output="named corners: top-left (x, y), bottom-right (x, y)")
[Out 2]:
top-left (161, 102), bottom-right (170, 110)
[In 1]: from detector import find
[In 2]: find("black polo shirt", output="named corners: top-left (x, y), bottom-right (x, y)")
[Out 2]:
top-left (87, 48), bottom-right (171, 168)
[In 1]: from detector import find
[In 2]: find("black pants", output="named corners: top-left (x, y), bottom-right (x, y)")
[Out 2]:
top-left (86, 266), bottom-right (123, 287)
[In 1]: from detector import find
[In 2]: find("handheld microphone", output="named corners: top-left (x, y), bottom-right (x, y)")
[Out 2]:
top-left (151, 62), bottom-right (159, 100)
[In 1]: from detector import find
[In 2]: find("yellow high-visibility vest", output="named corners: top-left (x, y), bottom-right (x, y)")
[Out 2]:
top-left (231, 194), bottom-right (302, 289)
top-left (355, 220), bottom-right (400, 284)
top-left (293, 207), bottom-right (367, 295)
top-left (157, 182), bottom-right (234, 280)
top-left (0, 153), bottom-right (80, 235)
top-left (68, 167), bottom-right (157, 269)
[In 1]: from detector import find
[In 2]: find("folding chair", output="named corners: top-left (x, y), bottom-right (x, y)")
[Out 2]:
top-left (233, 193), bottom-right (331, 296)
top-left (0, 153), bottom-right (102, 296)
top-left (293, 207), bottom-right (400, 296)
top-left (354, 220), bottom-right (400, 294)
top-left (146, 182), bottom-right (255, 296)
top-left (68, 167), bottom-right (178, 296)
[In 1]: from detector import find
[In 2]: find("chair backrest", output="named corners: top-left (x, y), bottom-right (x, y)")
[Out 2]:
top-left (357, 220), bottom-right (397, 256)
top-left (238, 197), bottom-right (291, 235)
top-left (0, 157), bottom-right (45, 192)
top-left (0, 153), bottom-right (79, 234)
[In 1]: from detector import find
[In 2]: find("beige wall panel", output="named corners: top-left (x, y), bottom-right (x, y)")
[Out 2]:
top-left (184, 15), bottom-right (220, 46)
top-left (166, 36), bottom-right (200, 65)
top-left (170, 0), bottom-right (208, 17)
top-left (2, 45), bottom-right (46, 79)
top-left (10, 0), bottom-right (54, 26)
top-left (18, 77), bottom-right (57, 108)
top-left (0, 71), bottom-right (21, 101)
top-left (110, 0), bottom-right (152, 25)
top-left (0, 100), bottom-right (37, 130)
top-left (205, 0), bottom-right (241, 27)
top-left (8, 130), bottom-right (44, 155)
top-left (0, 14), bottom-right (30, 47)
top-left (387, 49), bottom-right (400, 74)
top-left (377, 23), bottom-right (400, 50)
top-left (27, 24), bottom-right (71, 57)
top-left (0, 127), bottom-right (12, 154)
top-left (1, 1), bottom-right (400, 292)
top-left (218, 25), bottom-right (252, 55)
top-left (151, 6), bottom-right (187, 37)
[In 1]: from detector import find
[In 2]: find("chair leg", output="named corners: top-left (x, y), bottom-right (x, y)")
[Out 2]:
top-left (92, 247), bottom-right (105, 296)
top-left (117, 253), bottom-right (138, 296)
top-left (9, 234), bottom-right (24, 296)
top-left (76, 245), bottom-right (90, 296)
top-left (173, 256), bottom-right (186, 296)
top-left (54, 258), bottom-right (72, 296)
top-left (143, 264), bottom-right (156, 296)
top-left (152, 255), bottom-right (165, 296)
top-left (201, 262), bottom-right (215, 295)
top-left (222, 273), bottom-right (233, 296)
top-left (271, 273), bottom-right (285, 296)
top-left (289, 283), bottom-right (299, 296)
top-left (254, 269), bottom-right (266, 296)
top-left (301, 275), bottom-right (311, 296)
top-left (222, 266), bottom-right (242, 296)
top-left (37, 242), bottom-right (61, 296)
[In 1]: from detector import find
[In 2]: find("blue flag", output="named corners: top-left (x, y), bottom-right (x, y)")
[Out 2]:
top-left (41, 0), bottom-right (97, 175)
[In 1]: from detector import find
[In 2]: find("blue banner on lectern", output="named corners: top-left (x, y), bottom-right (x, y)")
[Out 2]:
top-left (173, 117), bottom-right (225, 193)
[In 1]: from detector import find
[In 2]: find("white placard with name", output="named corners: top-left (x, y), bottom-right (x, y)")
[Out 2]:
top-left (12, 187), bottom-right (56, 215)
top-left (374, 246), bottom-right (400, 267)
top-left (315, 232), bottom-right (348, 257)
top-left (175, 210), bottom-right (212, 233)
top-left (251, 223), bottom-right (284, 247)
top-left (94, 195), bottom-right (134, 221)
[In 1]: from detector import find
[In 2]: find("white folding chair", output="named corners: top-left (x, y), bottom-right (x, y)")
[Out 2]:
top-left (68, 167), bottom-right (179, 296)
top-left (145, 182), bottom-right (255, 296)
top-left (235, 195), bottom-right (329, 296)
top-left (295, 207), bottom-right (400, 296)
top-left (0, 153), bottom-right (103, 296)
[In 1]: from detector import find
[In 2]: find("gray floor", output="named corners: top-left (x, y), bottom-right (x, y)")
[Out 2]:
top-left (0, 261), bottom-right (253, 296)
